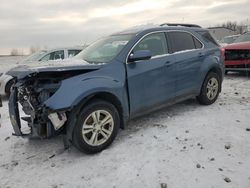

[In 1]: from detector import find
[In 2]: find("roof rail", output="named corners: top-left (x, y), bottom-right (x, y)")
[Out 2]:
top-left (160, 23), bottom-right (202, 28)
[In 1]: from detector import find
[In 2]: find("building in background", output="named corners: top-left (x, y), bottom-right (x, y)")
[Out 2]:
top-left (208, 27), bottom-right (237, 41)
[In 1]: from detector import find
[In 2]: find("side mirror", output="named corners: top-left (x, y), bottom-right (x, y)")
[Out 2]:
top-left (128, 50), bottom-right (152, 62)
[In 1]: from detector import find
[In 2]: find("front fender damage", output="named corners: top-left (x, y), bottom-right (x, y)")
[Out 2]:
top-left (8, 67), bottom-right (100, 141)
top-left (44, 76), bottom-right (128, 148)
top-left (8, 67), bottom-right (127, 149)
top-left (8, 85), bottom-right (69, 139)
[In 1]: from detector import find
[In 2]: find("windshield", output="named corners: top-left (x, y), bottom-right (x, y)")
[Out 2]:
top-left (234, 33), bottom-right (250, 43)
top-left (75, 34), bottom-right (134, 63)
top-left (223, 36), bottom-right (237, 44)
top-left (21, 50), bottom-right (47, 63)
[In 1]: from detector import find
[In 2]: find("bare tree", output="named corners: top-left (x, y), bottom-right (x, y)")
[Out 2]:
top-left (30, 45), bottom-right (40, 54)
top-left (217, 21), bottom-right (245, 34)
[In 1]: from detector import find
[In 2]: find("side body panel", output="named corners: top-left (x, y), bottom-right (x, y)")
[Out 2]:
top-left (173, 50), bottom-right (204, 97)
top-left (197, 48), bottom-right (224, 93)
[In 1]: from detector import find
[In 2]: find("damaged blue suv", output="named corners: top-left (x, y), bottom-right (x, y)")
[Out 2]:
top-left (7, 24), bottom-right (224, 153)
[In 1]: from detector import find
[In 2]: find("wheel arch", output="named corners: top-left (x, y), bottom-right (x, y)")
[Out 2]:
top-left (82, 92), bottom-right (126, 129)
top-left (207, 66), bottom-right (223, 83)
top-left (199, 65), bottom-right (223, 94)
top-left (63, 91), bottom-right (127, 148)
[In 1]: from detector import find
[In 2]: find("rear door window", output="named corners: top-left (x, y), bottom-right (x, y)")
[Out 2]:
top-left (167, 32), bottom-right (197, 53)
top-left (133, 32), bottom-right (168, 57)
top-left (68, 49), bottom-right (82, 58)
top-left (52, 50), bottom-right (64, 60)
top-left (40, 50), bottom-right (65, 61)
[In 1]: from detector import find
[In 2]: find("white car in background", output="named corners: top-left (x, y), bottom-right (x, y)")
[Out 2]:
top-left (0, 47), bottom-right (84, 96)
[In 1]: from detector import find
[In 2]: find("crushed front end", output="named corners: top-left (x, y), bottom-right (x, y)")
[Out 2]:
top-left (7, 62), bottom-right (101, 139)
top-left (9, 74), bottom-right (68, 138)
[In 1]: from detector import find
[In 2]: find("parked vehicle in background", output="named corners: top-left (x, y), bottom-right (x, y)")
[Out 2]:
top-left (222, 34), bottom-right (240, 44)
top-left (7, 24), bottom-right (224, 154)
top-left (223, 32), bottom-right (250, 74)
top-left (219, 34), bottom-right (240, 46)
top-left (233, 32), bottom-right (250, 43)
top-left (23, 47), bottom-right (84, 63)
top-left (0, 47), bottom-right (84, 96)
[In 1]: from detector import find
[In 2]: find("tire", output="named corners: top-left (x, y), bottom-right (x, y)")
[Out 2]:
top-left (72, 99), bottom-right (120, 154)
top-left (5, 79), bottom-right (14, 97)
top-left (197, 72), bottom-right (221, 105)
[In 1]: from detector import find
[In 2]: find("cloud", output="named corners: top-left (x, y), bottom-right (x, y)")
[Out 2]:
top-left (0, 0), bottom-right (249, 54)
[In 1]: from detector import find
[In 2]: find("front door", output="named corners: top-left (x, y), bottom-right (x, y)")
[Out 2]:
top-left (126, 32), bottom-right (176, 116)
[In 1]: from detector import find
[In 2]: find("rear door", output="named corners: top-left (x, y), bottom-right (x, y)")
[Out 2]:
top-left (126, 32), bottom-right (176, 116)
top-left (167, 31), bottom-right (204, 97)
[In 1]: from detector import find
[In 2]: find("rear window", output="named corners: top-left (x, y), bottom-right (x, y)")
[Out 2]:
top-left (198, 31), bottom-right (219, 46)
top-left (168, 32), bottom-right (198, 53)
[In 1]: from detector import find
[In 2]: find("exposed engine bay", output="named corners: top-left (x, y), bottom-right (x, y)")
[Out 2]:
top-left (16, 72), bottom-right (66, 138)
top-left (8, 65), bottom-right (100, 139)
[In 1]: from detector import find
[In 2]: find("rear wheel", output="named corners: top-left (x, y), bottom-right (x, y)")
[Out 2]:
top-left (72, 99), bottom-right (120, 154)
top-left (197, 72), bottom-right (221, 105)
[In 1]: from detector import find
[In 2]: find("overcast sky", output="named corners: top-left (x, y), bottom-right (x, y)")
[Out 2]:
top-left (0, 0), bottom-right (249, 55)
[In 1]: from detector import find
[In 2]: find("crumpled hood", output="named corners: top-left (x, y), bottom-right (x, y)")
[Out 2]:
top-left (6, 58), bottom-right (104, 79)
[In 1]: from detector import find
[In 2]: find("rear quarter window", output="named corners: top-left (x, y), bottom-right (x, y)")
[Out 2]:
top-left (193, 37), bottom-right (203, 49)
top-left (197, 31), bottom-right (219, 46)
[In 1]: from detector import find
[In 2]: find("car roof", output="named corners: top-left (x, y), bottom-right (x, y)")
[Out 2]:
top-left (112, 23), bottom-right (205, 36)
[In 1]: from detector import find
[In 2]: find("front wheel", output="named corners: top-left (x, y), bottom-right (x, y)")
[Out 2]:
top-left (72, 99), bottom-right (120, 154)
top-left (197, 72), bottom-right (221, 105)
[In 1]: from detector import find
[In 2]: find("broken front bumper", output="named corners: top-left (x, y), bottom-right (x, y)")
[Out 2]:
top-left (8, 87), bottom-right (22, 136)
top-left (8, 87), bottom-right (67, 138)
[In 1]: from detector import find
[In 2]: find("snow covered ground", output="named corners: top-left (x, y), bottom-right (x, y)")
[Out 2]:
top-left (0, 57), bottom-right (250, 188)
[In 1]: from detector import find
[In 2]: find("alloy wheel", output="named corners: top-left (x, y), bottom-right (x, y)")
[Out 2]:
top-left (206, 77), bottom-right (219, 100)
top-left (82, 110), bottom-right (114, 146)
